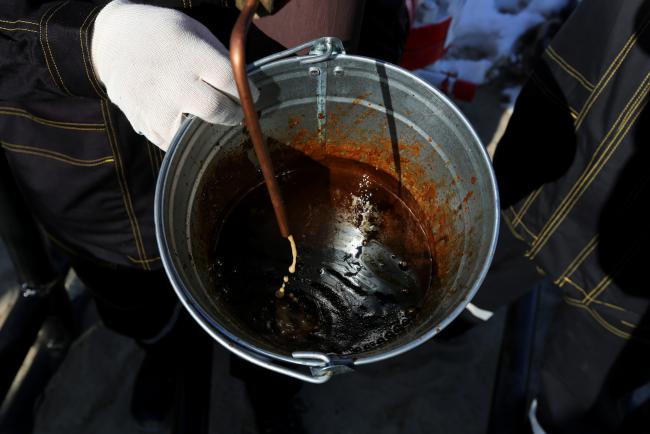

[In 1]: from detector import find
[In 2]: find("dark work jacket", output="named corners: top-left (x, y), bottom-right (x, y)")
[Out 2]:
top-left (492, 0), bottom-right (650, 343)
top-left (0, 1), bottom-right (228, 272)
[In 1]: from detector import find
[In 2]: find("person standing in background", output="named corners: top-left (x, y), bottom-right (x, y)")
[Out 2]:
top-left (470, 0), bottom-right (650, 432)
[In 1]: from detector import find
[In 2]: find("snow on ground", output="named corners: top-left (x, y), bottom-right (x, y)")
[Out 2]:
top-left (414, 0), bottom-right (570, 103)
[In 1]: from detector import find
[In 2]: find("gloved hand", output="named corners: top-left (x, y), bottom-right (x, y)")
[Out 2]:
top-left (92, 0), bottom-right (258, 151)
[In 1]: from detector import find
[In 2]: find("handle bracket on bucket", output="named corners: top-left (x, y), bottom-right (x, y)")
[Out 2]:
top-left (215, 344), bottom-right (353, 384)
top-left (292, 352), bottom-right (355, 379)
top-left (250, 37), bottom-right (346, 70)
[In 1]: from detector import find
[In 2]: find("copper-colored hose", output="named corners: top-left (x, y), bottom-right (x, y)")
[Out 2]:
top-left (230, 0), bottom-right (291, 238)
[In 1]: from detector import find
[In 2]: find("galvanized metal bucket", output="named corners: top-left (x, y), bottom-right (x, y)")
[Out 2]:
top-left (155, 37), bottom-right (499, 383)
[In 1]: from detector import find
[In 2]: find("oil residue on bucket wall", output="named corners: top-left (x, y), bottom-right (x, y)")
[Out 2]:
top-left (211, 157), bottom-right (436, 355)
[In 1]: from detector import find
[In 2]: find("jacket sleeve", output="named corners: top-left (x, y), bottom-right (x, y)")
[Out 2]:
top-left (0, 0), bottom-right (232, 100)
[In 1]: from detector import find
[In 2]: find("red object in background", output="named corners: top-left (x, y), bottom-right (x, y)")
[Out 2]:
top-left (438, 74), bottom-right (478, 101)
top-left (400, 16), bottom-right (452, 70)
top-left (452, 79), bottom-right (477, 101)
top-left (400, 0), bottom-right (476, 102)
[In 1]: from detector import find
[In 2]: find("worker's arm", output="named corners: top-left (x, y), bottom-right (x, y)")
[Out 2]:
top-left (0, 0), bottom-right (276, 150)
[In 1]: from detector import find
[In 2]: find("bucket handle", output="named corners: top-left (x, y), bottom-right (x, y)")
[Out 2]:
top-left (249, 36), bottom-right (346, 70)
top-left (209, 327), bottom-right (353, 383)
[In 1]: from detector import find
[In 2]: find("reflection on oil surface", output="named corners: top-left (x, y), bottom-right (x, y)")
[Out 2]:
top-left (211, 157), bottom-right (436, 355)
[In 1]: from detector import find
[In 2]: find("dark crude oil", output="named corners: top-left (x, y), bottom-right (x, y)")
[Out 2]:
top-left (212, 157), bottom-right (435, 355)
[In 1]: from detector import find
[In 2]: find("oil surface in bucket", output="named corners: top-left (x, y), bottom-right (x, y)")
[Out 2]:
top-left (212, 157), bottom-right (436, 355)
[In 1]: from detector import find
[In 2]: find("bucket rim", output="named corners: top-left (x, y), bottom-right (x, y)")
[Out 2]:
top-left (155, 47), bottom-right (500, 373)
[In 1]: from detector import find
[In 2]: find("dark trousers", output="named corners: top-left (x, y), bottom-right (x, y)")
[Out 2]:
top-left (535, 290), bottom-right (650, 434)
top-left (70, 257), bottom-right (180, 347)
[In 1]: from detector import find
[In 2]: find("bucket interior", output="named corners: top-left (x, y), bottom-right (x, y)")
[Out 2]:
top-left (160, 56), bottom-right (497, 361)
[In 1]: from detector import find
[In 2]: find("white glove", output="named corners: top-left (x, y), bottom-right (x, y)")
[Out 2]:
top-left (92, 0), bottom-right (259, 151)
